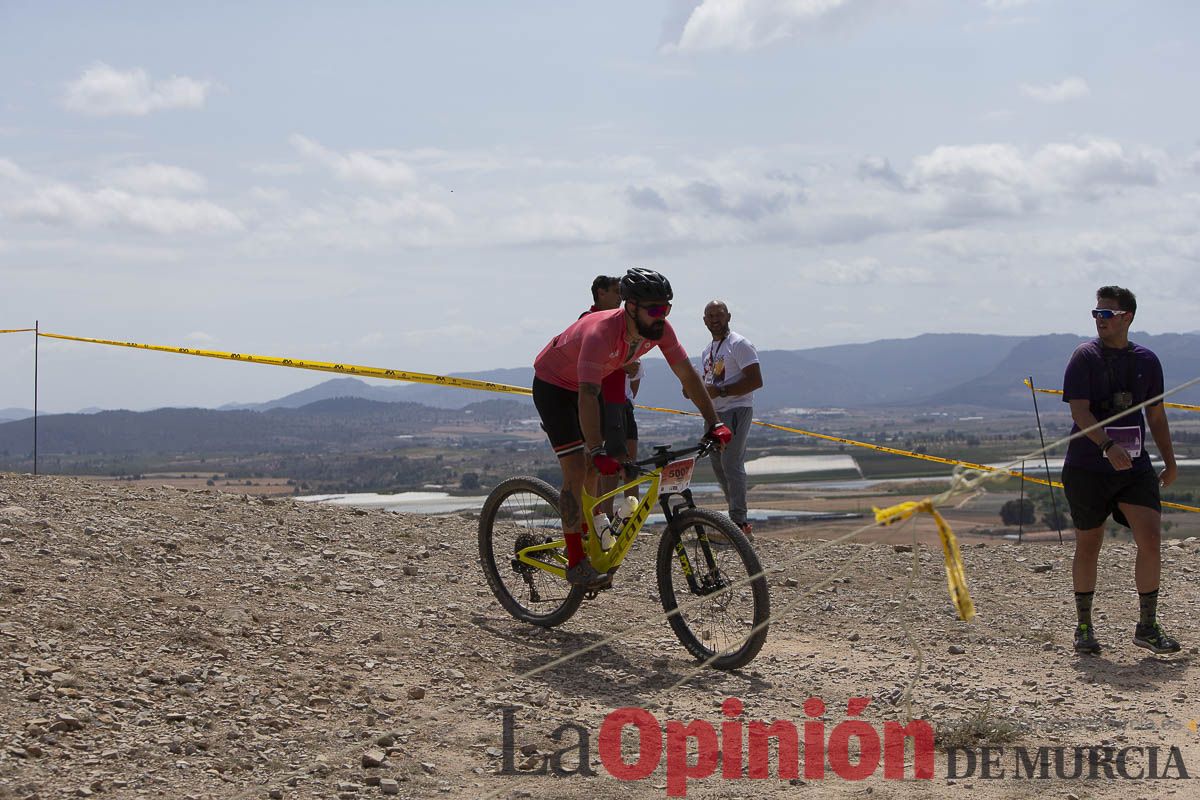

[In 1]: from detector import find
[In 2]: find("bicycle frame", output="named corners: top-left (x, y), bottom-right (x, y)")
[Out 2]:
top-left (514, 443), bottom-right (710, 580)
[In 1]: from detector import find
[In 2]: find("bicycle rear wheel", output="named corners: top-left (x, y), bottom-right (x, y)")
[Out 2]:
top-left (478, 477), bottom-right (585, 627)
top-left (656, 508), bottom-right (770, 670)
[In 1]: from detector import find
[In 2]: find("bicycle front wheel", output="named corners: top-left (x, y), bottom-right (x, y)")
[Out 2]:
top-left (478, 477), bottom-right (585, 628)
top-left (656, 508), bottom-right (770, 670)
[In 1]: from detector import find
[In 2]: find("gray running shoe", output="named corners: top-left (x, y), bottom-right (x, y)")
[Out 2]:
top-left (566, 560), bottom-right (611, 590)
top-left (1133, 622), bottom-right (1181, 654)
top-left (1073, 623), bottom-right (1101, 654)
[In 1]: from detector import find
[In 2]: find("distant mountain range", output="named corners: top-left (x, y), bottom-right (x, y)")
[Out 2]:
top-left (4, 332), bottom-right (1198, 460)
top-left (0, 397), bottom-right (533, 459)
top-left (220, 331), bottom-right (1200, 412)
top-left (0, 406), bottom-right (102, 423)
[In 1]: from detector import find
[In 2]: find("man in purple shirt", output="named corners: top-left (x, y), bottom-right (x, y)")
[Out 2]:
top-left (1061, 285), bottom-right (1180, 655)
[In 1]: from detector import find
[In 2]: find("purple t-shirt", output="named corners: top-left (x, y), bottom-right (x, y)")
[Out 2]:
top-left (1062, 339), bottom-right (1163, 473)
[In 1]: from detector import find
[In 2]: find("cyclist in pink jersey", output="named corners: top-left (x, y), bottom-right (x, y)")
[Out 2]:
top-left (532, 268), bottom-right (731, 589)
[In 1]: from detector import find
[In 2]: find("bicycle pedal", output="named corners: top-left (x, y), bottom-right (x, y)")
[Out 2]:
top-left (583, 577), bottom-right (614, 599)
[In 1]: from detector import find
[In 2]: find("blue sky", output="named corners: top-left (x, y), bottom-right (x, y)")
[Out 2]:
top-left (2, 1), bottom-right (1199, 411)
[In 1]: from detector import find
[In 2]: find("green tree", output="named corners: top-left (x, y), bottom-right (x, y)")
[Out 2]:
top-left (1000, 498), bottom-right (1035, 526)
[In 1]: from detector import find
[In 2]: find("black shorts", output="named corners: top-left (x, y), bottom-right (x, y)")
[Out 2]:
top-left (621, 401), bottom-right (638, 443)
top-left (533, 377), bottom-right (584, 458)
top-left (533, 378), bottom-right (637, 460)
top-left (599, 399), bottom-right (638, 458)
top-left (1061, 465), bottom-right (1161, 530)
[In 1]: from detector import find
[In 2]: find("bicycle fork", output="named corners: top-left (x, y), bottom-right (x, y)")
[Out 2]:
top-left (663, 489), bottom-right (722, 595)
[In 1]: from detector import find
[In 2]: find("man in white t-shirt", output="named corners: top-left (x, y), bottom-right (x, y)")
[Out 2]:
top-left (700, 300), bottom-right (763, 539)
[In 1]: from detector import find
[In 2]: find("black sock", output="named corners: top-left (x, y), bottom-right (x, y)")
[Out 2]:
top-left (1139, 589), bottom-right (1159, 627)
top-left (1075, 591), bottom-right (1094, 627)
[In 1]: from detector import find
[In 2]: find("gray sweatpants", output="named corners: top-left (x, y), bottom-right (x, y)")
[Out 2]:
top-left (711, 405), bottom-right (753, 525)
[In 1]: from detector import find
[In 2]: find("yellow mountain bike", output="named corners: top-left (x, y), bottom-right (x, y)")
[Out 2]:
top-left (478, 439), bottom-right (770, 670)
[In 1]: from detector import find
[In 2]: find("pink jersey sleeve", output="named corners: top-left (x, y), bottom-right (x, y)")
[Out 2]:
top-left (577, 322), bottom-right (611, 386)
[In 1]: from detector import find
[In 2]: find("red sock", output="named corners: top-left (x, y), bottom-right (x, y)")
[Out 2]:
top-left (565, 531), bottom-right (585, 567)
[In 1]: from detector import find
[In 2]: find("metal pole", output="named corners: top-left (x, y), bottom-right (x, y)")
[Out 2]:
top-left (1018, 460), bottom-right (1025, 544)
top-left (33, 320), bottom-right (39, 476)
top-left (1028, 375), bottom-right (1063, 543)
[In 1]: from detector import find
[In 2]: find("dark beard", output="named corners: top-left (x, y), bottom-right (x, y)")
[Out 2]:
top-left (635, 317), bottom-right (666, 341)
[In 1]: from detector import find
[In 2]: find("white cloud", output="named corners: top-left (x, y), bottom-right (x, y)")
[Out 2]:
top-left (106, 164), bottom-right (207, 194)
top-left (620, 160), bottom-right (806, 225)
top-left (0, 158), bottom-right (32, 183)
top-left (1031, 139), bottom-right (1162, 191)
top-left (1, 162), bottom-right (242, 235)
top-left (909, 143), bottom-right (1033, 217)
top-left (248, 186), bottom-right (290, 204)
top-left (1020, 77), bottom-right (1090, 104)
top-left (11, 186), bottom-right (243, 235)
top-left (290, 135), bottom-right (416, 187)
top-left (63, 63), bottom-right (211, 116)
top-left (264, 190), bottom-right (457, 251)
top-left (350, 196), bottom-right (455, 228)
top-left (810, 256), bottom-right (882, 285)
top-left (857, 155), bottom-right (908, 190)
top-left (249, 162), bottom-right (305, 177)
top-left (186, 331), bottom-right (216, 343)
top-left (796, 257), bottom-right (934, 286)
top-left (665, 0), bottom-right (886, 53)
top-left (899, 138), bottom-right (1164, 220)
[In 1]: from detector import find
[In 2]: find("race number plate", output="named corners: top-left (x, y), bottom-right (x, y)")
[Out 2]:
top-left (660, 458), bottom-right (696, 494)
top-left (1104, 425), bottom-right (1143, 458)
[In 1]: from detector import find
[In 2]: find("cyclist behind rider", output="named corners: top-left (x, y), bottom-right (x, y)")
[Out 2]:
top-left (581, 275), bottom-right (642, 521)
top-left (533, 268), bottom-right (731, 589)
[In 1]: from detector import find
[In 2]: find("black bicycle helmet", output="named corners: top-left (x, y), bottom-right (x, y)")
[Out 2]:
top-left (619, 267), bottom-right (673, 303)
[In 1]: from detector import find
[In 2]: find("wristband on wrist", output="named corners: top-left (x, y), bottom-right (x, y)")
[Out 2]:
top-left (1100, 439), bottom-right (1116, 454)
top-left (588, 445), bottom-right (605, 457)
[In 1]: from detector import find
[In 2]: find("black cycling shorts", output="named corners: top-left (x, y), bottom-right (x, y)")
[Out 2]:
top-left (533, 377), bottom-right (637, 460)
top-left (621, 400), bottom-right (638, 443)
top-left (1061, 465), bottom-right (1161, 530)
top-left (533, 377), bottom-right (584, 458)
top-left (599, 398), bottom-right (638, 458)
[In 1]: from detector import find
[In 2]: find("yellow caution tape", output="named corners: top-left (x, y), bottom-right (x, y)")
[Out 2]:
top-left (0, 328), bottom-right (36, 334)
top-left (30, 332), bottom-right (1200, 515)
top-left (874, 500), bottom-right (975, 622)
top-left (641, 403), bottom-right (1001, 471)
top-left (637, 404), bottom-right (1200, 514)
top-left (1023, 379), bottom-right (1200, 413)
top-left (37, 332), bottom-right (533, 397)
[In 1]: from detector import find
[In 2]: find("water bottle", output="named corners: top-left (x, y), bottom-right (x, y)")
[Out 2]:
top-left (592, 512), bottom-right (614, 550)
top-left (617, 495), bottom-right (638, 521)
top-left (605, 496), bottom-right (636, 547)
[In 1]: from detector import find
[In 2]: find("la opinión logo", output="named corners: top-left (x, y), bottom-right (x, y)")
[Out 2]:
top-left (497, 696), bottom-right (934, 797)
top-left (947, 745), bottom-right (1191, 780)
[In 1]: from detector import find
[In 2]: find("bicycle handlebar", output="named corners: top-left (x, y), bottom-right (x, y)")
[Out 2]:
top-left (630, 437), bottom-right (716, 472)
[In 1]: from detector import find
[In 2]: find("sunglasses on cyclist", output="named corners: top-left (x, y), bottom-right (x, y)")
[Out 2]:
top-left (1091, 308), bottom-right (1130, 320)
top-left (639, 302), bottom-right (672, 318)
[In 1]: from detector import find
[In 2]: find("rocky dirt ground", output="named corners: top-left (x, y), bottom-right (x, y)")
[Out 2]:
top-left (2, 473), bottom-right (1198, 800)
